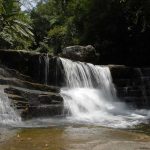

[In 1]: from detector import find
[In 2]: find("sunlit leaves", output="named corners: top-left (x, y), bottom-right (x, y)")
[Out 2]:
top-left (0, 0), bottom-right (34, 49)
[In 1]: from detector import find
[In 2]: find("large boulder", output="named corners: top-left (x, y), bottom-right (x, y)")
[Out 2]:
top-left (60, 45), bottom-right (99, 63)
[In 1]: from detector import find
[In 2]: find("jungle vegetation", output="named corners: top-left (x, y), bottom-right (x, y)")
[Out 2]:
top-left (0, 0), bottom-right (150, 58)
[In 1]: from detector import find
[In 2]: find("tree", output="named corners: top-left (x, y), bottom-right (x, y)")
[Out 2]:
top-left (5, 0), bottom-right (149, 58)
top-left (0, 0), bottom-right (34, 49)
top-left (30, 0), bottom-right (91, 53)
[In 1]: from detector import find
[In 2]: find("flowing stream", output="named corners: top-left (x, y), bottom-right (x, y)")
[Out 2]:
top-left (60, 58), bottom-right (150, 128)
top-left (0, 57), bottom-right (150, 129)
top-left (1, 57), bottom-right (150, 150)
top-left (0, 88), bottom-right (21, 126)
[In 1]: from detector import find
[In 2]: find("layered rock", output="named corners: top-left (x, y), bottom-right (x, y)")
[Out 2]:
top-left (110, 65), bottom-right (150, 108)
top-left (0, 49), bottom-right (150, 112)
top-left (0, 65), bottom-right (63, 119)
top-left (0, 50), bottom-right (60, 85)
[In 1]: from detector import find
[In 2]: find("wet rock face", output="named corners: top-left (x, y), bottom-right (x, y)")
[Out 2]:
top-left (60, 45), bottom-right (99, 63)
top-left (0, 50), bottom-right (59, 85)
top-left (110, 66), bottom-right (150, 108)
top-left (0, 65), bottom-right (64, 119)
top-left (0, 50), bottom-right (40, 77)
top-left (5, 87), bottom-right (63, 119)
top-left (0, 49), bottom-right (150, 115)
top-left (0, 50), bottom-right (67, 87)
top-left (0, 49), bottom-right (98, 86)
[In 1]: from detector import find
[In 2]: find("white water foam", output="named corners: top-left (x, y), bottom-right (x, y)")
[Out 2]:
top-left (0, 88), bottom-right (22, 126)
top-left (60, 58), bottom-right (150, 128)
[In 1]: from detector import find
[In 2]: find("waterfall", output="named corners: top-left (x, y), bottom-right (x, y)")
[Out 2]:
top-left (60, 58), bottom-right (150, 128)
top-left (44, 54), bottom-right (49, 85)
top-left (0, 88), bottom-right (21, 126)
top-left (60, 57), bottom-right (117, 100)
top-left (39, 54), bottom-right (49, 85)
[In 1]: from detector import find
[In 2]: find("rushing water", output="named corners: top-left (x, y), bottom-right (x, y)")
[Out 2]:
top-left (0, 57), bottom-right (150, 129)
top-left (1, 57), bottom-right (150, 150)
top-left (60, 58), bottom-right (150, 128)
top-left (0, 88), bottom-right (21, 126)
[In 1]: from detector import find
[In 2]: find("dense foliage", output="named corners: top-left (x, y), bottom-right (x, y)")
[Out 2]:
top-left (0, 0), bottom-right (150, 61)
top-left (0, 0), bottom-right (34, 49)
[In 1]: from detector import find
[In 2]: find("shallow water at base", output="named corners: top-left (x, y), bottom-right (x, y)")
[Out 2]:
top-left (1, 125), bottom-right (150, 150)
top-left (61, 88), bottom-right (150, 128)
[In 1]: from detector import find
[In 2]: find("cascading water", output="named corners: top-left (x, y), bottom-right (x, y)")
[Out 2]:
top-left (60, 58), bottom-right (150, 128)
top-left (44, 54), bottom-right (49, 85)
top-left (39, 54), bottom-right (49, 85)
top-left (0, 88), bottom-right (21, 126)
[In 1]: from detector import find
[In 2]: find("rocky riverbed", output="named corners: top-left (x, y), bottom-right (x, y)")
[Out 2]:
top-left (1, 125), bottom-right (150, 150)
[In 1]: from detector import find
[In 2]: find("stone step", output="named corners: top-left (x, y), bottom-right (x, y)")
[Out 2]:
top-left (113, 79), bottom-right (133, 87)
top-left (12, 102), bottom-right (28, 109)
top-left (28, 104), bottom-right (63, 117)
top-left (116, 86), bottom-right (150, 91)
top-left (110, 67), bottom-right (150, 78)
top-left (115, 84), bottom-right (150, 91)
top-left (0, 66), bottom-right (32, 82)
top-left (5, 86), bottom-right (54, 95)
top-left (117, 89), bottom-right (143, 97)
top-left (113, 77), bottom-right (150, 88)
top-left (4, 86), bottom-right (64, 119)
top-left (38, 94), bottom-right (63, 105)
top-left (7, 94), bottom-right (27, 102)
top-left (0, 78), bottom-right (59, 93)
top-left (4, 86), bottom-right (63, 106)
top-left (119, 96), bottom-right (150, 108)
top-left (0, 62), bottom-right (64, 119)
top-left (116, 86), bottom-right (150, 95)
top-left (117, 88), bottom-right (150, 97)
top-left (109, 66), bottom-right (133, 79)
top-left (119, 96), bottom-right (150, 101)
top-left (139, 68), bottom-right (150, 76)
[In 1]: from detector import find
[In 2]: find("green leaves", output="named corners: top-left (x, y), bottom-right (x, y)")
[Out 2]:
top-left (0, 0), bottom-right (34, 49)
top-left (1, 0), bottom-right (149, 55)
